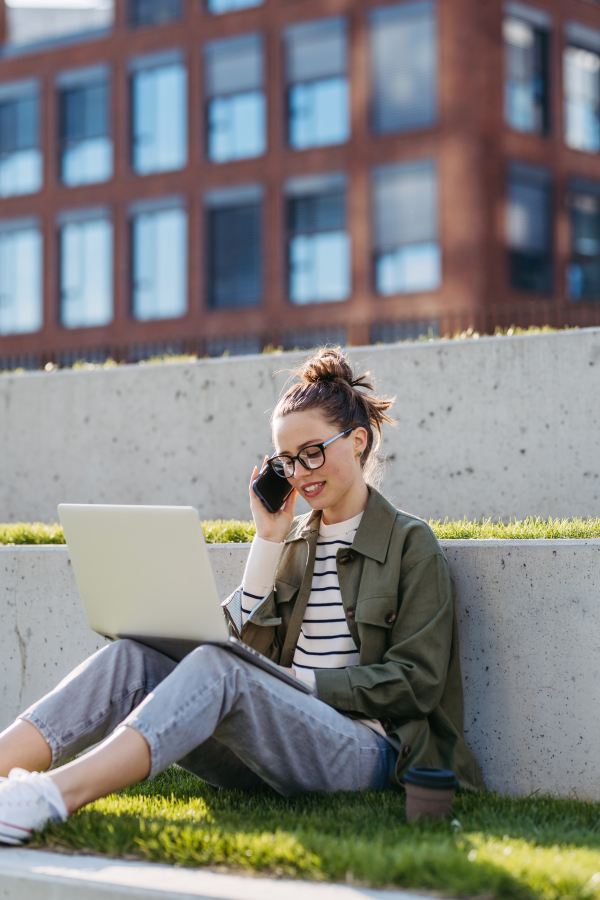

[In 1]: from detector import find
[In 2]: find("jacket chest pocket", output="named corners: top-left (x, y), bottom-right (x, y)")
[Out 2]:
top-left (355, 595), bottom-right (398, 629)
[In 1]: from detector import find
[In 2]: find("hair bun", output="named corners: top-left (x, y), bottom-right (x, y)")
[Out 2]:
top-left (299, 347), bottom-right (354, 387)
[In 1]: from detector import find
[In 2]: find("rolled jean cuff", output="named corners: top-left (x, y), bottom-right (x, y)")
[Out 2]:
top-left (18, 712), bottom-right (64, 769)
top-left (121, 719), bottom-right (165, 780)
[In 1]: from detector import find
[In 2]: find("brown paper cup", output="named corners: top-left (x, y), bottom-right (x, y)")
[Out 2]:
top-left (405, 782), bottom-right (456, 821)
top-left (403, 767), bottom-right (459, 822)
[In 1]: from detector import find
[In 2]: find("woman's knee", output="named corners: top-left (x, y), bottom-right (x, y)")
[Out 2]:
top-left (179, 644), bottom-right (240, 678)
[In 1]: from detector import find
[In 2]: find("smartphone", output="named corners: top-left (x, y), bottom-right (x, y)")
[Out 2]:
top-left (252, 464), bottom-right (294, 515)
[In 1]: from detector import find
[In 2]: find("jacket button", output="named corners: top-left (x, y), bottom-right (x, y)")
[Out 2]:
top-left (402, 744), bottom-right (412, 758)
top-left (385, 612), bottom-right (397, 625)
top-left (338, 551), bottom-right (354, 564)
top-left (346, 606), bottom-right (356, 619)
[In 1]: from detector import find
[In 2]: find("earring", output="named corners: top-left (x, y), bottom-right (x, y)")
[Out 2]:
top-left (358, 451), bottom-right (363, 458)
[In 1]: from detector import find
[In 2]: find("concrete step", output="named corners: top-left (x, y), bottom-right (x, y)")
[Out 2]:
top-left (0, 847), bottom-right (431, 900)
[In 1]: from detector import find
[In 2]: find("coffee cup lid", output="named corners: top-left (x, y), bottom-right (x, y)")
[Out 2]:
top-left (403, 767), bottom-right (459, 790)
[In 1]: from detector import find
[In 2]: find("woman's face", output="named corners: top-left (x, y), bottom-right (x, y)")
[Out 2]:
top-left (272, 408), bottom-right (368, 514)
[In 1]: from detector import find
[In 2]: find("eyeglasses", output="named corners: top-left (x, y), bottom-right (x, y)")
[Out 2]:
top-left (268, 428), bottom-right (354, 479)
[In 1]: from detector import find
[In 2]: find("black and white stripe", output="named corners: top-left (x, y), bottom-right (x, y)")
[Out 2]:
top-left (293, 533), bottom-right (360, 672)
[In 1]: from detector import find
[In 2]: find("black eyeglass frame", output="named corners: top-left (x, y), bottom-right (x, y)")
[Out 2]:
top-left (268, 428), bottom-right (354, 479)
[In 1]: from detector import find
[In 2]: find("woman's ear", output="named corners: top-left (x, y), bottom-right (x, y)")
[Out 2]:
top-left (353, 428), bottom-right (368, 454)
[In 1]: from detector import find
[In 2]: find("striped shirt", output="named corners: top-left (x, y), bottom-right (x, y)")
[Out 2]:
top-left (292, 514), bottom-right (362, 674)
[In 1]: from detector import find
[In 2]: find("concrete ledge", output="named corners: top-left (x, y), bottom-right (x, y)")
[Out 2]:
top-left (2, 330), bottom-right (600, 523)
top-left (0, 847), bottom-right (428, 900)
top-left (1, 541), bottom-right (599, 799)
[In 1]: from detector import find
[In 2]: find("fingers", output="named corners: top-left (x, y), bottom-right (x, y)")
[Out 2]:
top-left (283, 489), bottom-right (297, 514)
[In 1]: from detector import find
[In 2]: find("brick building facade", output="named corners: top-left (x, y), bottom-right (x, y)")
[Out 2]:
top-left (1, 0), bottom-right (600, 368)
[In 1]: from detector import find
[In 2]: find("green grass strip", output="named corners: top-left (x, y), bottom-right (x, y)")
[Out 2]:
top-left (2, 516), bottom-right (600, 546)
top-left (32, 767), bottom-right (600, 898)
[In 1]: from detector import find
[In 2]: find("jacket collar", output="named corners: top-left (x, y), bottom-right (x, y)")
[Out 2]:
top-left (284, 487), bottom-right (398, 564)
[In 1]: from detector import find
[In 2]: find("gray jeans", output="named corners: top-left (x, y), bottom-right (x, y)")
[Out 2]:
top-left (20, 640), bottom-right (397, 795)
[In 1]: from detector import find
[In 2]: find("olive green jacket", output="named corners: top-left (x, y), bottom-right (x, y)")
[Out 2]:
top-left (222, 487), bottom-right (484, 792)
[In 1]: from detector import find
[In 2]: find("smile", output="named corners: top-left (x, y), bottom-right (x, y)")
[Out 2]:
top-left (303, 482), bottom-right (325, 496)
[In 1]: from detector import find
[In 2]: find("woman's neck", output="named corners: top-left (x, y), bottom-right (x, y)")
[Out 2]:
top-left (320, 480), bottom-right (369, 526)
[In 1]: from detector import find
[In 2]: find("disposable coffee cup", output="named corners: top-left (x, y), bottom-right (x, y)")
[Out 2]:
top-left (404, 767), bottom-right (459, 822)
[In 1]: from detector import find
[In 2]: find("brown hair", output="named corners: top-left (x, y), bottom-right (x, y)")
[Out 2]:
top-left (271, 347), bottom-right (396, 485)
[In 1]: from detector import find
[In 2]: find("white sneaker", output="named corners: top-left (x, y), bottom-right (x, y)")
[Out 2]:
top-left (0, 768), bottom-right (68, 845)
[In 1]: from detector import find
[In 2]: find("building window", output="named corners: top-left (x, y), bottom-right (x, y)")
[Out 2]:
top-left (59, 209), bottom-right (113, 329)
top-left (206, 184), bottom-right (262, 308)
top-left (564, 23), bottom-right (600, 154)
top-left (372, 159), bottom-right (440, 295)
top-left (503, 6), bottom-right (549, 134)
top-left (286, 173), bottom-right (350, 304)
top-left (0, 80), bottom-right (42, 198)
top-left (129, 0), bottom-right (182, 27)
top-left (207, 0), bottom-right (262, 13)
top-left (284, 18), bottom-right (349, 150)
top-left (0, 218), bottom-right (42, 336)
top-left (205, 34), bottom-right (265, 163)
top-left (131, 199), bottom-right (188, 321)
top-left (506, 162), bottom-right (552, 293)
top-left (131, 51), bottom-right (187, 174)
top-left (369, 0), bottom-right (436, 134)
top-left (58, 66), bottom-right (112, 187)
top-left (567, 179), bottom-right (600, 301)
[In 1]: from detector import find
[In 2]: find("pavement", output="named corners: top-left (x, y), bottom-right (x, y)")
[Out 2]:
top-left (0, 847), bottom-right (437, 900)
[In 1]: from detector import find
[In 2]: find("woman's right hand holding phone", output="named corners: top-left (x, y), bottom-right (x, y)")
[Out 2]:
top-left (249, 457), bottom-right (297, 544)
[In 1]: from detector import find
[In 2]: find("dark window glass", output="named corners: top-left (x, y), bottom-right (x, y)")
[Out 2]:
top-left (288, 192), bottom-right (345, 235)
top-left (369, 0), bottom-right (436, 134)
top-left (506, 162), bottom-right (552, 293)
top-left (59, 77), bottom-right (111, 186)
top-left (567, 180), bottom-right (600, 301)
top-left (129, 0), bottom-right (182, 27)
top-left (61, 82), bottom-right (108, 143)
top-left (207, 203), bottom-right (261, 308)
top-left (504, 16), bottom-right (549, 134)
top-left (0, 96), bottom-right (37, 154)
top-left (0, 88), bottom-right (42, 197)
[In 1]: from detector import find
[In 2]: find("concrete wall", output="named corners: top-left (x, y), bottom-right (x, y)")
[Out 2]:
top-left (1, 329), bottom-right (600, 525)
top-left (1, 541), bottom-right (599, 799)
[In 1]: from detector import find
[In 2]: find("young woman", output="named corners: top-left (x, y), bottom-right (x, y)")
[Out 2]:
top-left (0, 348), bottom-right (482, 844)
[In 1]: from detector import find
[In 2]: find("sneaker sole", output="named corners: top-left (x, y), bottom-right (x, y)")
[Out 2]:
top-left (0, 819), bottom-right (32, 845)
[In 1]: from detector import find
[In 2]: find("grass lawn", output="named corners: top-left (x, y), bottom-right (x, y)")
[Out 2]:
top-left (31, 767), bottom-right (600, 899)
top-left (3, 516), bottom-right (600, 545)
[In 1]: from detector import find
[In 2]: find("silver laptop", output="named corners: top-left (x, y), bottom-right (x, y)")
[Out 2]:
top-left (57, 503), bottom-right (310, 694)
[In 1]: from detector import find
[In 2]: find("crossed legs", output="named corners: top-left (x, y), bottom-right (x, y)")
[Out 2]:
top-left (0, 639), bottom-right (396, 818)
